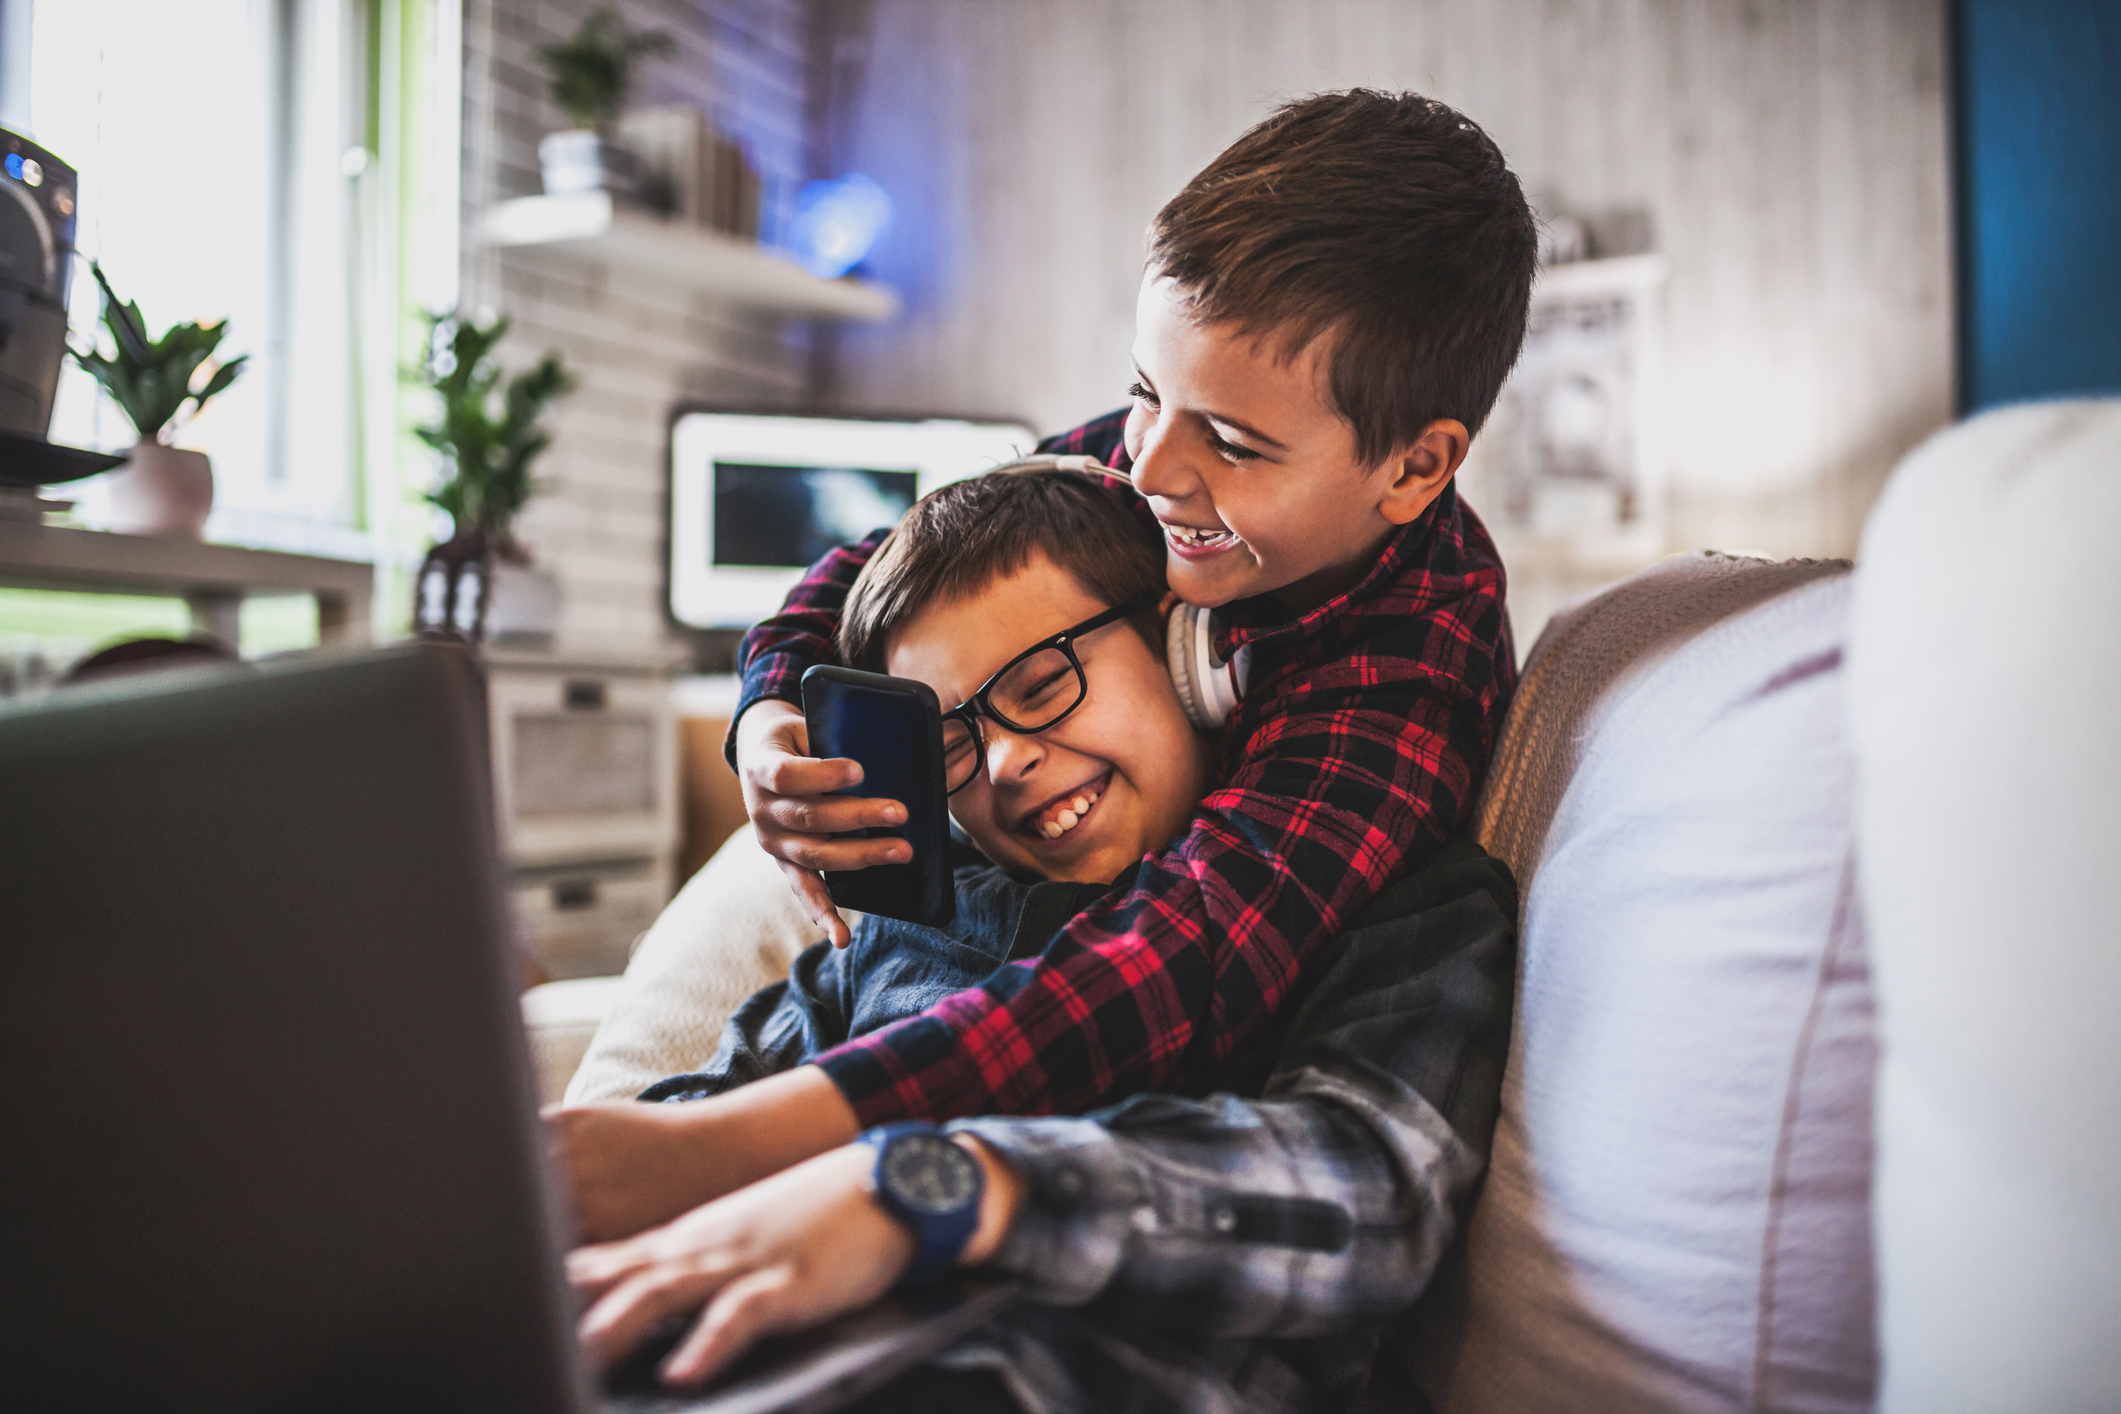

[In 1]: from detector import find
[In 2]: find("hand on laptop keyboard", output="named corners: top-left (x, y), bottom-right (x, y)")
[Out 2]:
top-left (569, 1143), bottom-right (914, 1389)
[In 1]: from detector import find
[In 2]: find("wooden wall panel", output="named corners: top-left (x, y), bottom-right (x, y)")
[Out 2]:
top-left (818, 0), bottom-right (1954, 588)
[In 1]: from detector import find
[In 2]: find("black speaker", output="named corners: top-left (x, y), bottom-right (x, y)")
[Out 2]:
top-left (0, 129), bottom-right (76, 439)
top-left (0, 130), bottom-right (121, 488)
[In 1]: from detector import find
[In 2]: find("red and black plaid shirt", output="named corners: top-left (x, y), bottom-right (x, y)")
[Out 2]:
top-left (731, 408), bottom-right (1516, 1124)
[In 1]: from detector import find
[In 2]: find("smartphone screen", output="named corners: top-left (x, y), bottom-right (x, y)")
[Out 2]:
top-left (800, 665), bottom-right (955, 928)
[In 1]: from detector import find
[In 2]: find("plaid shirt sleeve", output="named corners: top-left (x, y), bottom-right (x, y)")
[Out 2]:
top-left (948, 842), bottom-right (1516, 1338)
top-left (721, 528), bottom-right (890, 767)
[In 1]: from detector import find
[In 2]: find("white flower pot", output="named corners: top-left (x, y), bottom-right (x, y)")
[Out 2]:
top-left (107, 442), bottom-right (213, 539)
top-left (539, 129), bottom-right (640, 199)
top-left (488, 560), bottom-right (563, 647)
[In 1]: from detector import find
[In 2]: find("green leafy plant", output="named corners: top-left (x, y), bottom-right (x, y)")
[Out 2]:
top-left (538, 8), bottom-right (676, 132)
top-left (67, 263), bottom-right (248, 444)
top-left (412, 311), bottom-right (574, 552)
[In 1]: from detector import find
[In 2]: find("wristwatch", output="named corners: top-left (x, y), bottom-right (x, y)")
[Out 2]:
top-left (860, 1122), bottom-right (985, 1287)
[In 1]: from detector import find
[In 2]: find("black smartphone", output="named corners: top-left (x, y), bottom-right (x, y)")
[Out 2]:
top-left (800, 664), bottom-right (955, 928)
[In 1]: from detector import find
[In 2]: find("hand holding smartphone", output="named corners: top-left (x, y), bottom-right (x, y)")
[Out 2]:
top-left (800, 665), bottom-right (956, 928)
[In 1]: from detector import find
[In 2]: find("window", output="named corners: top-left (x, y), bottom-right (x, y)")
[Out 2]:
top-left (25, 0), bottom-right (458, 582)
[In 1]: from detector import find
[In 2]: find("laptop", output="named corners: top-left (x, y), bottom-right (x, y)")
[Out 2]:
top-left (0, 643), bottom-right (1012, 1413)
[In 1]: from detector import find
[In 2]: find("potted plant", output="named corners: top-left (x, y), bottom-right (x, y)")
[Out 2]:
top-left (411, 310), bottom-right (573, 644)
top-left (67, 263), bottom-right (247, 539)
top-left (535, 8), bottom-right (675, 199)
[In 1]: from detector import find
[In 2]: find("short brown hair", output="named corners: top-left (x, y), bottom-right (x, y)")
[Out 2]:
top-left (838, 469), bottom-right (1165, 673)
top-left (1149, 89), bottom-right (1537, 464)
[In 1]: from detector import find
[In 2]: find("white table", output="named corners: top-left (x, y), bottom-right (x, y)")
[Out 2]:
top-left (0, 521), bottom-right (374, 646)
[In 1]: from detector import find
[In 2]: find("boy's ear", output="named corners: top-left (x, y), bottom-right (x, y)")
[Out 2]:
top-left (1377, 418), bottom-right (1470, 526)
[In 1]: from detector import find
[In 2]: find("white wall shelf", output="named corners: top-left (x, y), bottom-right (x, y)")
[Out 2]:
top-left (480, 193), bottom-right (899, 323)
top-left (0, 521), bottom-right (373, 647)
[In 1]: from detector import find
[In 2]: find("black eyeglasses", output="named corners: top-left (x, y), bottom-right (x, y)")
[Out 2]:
top-left (939, 592), bottom-right (1160, 795)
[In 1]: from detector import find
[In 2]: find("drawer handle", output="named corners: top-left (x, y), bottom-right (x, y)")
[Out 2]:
top-left (564, 679), bottom-right (607, 710)
top-left (552, 880), bottom-right (597, 910)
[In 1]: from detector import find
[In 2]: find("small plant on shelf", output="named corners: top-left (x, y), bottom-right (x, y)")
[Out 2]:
top-left (533, 8), bottom-right (675, 200)
top-left (409, 311), bottom-right (573, 640)
top-left (66, 262), bottom-right (248, 538)
top-left (68, 262), bottom-right (247, 446)
top-left (538, 8), bottom-right (676, 133)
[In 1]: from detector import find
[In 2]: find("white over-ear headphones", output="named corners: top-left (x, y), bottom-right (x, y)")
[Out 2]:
top-left (993, 453), bottom-right (1106, 476)
top-left (1166, 601), bottom-right (1248, 730)
top-left (992, 453), bottom-right (1248, 730)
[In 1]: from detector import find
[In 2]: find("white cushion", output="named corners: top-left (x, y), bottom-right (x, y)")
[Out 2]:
top-left (1411, 553), bottom-right (1875, 1413)
top-left (1850, 400), bottom-right (2121, 1413)
top-left (561, 827), bottom-right (837, 1104)
top-left (520, 976), bottom-right (627, 1104)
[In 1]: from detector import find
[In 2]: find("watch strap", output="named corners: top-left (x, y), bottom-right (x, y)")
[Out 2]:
top-left (862, 1122), bottom-right (983, 1287)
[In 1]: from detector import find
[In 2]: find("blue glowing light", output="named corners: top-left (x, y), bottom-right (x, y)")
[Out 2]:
top-left (784, 173), bottom-right (892, 280)
top-left (4, 153), bottom-right (21, 181)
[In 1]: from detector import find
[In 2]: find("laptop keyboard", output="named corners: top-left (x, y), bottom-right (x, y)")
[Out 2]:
top-left (599, 1317), bottom-right (696, 1409)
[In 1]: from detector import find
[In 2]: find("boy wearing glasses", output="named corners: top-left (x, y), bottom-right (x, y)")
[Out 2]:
top-left (637, 467), bottom-right (1217, 1104)
top-left (553, 88), bottom-right (1535, 1243)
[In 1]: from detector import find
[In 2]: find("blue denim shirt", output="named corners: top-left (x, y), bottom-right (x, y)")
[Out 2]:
top-left (640, 849), bottom-right (1116, 1103)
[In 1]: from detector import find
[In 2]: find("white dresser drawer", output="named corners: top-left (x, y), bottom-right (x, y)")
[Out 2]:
top-left (512, 858), bottom-right (667, 980)
top-left (485, 654), bottom-right (680, 870)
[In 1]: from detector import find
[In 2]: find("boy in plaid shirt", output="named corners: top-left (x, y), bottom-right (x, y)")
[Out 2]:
top-left (555, 88), bottom-right (1537, 1248)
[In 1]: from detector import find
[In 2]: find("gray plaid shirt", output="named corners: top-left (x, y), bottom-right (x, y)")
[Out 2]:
top-left (938, 842), bottom-right (1517, 1414)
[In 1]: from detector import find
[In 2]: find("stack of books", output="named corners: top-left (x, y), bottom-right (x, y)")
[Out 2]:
top-left (619, 105), bottom-right (763, 241)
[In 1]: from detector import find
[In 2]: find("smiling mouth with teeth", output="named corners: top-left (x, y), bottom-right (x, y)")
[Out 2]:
top-left (1164, 522), bottom-right (1238, 550)
top-left (1029, 777), bottom-right (1107, 841)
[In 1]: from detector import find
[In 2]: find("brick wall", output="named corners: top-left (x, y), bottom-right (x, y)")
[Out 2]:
top-left (460, 0), bottom-right (819, 658)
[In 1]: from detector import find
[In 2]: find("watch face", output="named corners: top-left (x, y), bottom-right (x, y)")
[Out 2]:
top-left (881, 1133), bottom-right (980, 1215)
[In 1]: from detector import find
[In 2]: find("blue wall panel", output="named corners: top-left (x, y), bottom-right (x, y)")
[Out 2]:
top-left (1956, 0), bottom-right (2121, 411)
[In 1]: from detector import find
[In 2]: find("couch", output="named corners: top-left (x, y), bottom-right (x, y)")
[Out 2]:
top-left (526, 400), bottom-right (2121, 1411)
